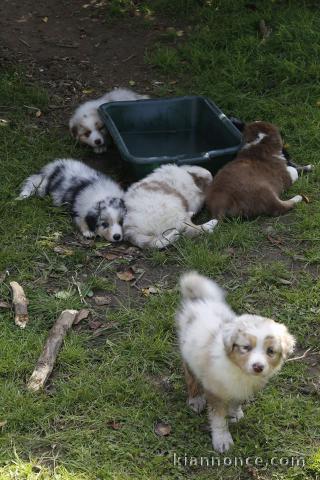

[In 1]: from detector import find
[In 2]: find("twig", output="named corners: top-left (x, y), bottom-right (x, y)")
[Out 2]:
top-left (27, 309), bottom-right (78, 392)
top-left (9, 281), bottom-right (29, 329)
top-left (19, 38), bottom-right (31, 48)
top-left (72, 277), bottom-right (87, 304)
top-left (131, 270), bottom-right (145, 289)
top-left (122, 54), bottom-right (136, 63)
top-left (287, 347), bottom-right (312, 362)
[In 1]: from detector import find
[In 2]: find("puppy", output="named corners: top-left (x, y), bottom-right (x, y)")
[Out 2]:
top-left (69, 88), bottom-right (149, 153)
top-left (230, 116), bottom-right (312, 173)
top-left (123, 164), bottom-right (218, 249)
top-left (206, 121), bottom-right (307, 219)
top-left (176, 272), bottom-right (295, 453)
top-left (19, 159), bottom-right (125, 241)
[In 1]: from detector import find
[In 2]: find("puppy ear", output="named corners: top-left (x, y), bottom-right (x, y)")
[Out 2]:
top-left (222, 324), bottom-right (238, 354)
top-left (189, 172), bottom-right (212, 192)
top-left (70, 125), bottom-right (78, 138)
top-left (280, 327), bottom-right (296, 359)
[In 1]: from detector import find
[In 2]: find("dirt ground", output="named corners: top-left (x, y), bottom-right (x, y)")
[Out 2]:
top-left (0, 0), bottom-right (165, 103)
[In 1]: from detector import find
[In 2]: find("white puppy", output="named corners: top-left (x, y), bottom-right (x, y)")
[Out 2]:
top-left (176, 272), bottom-right (295, 453)
top-left (19, 159), bottom-right (125, 242)
top-left (69, 88), bottom-right (149, 153)
top-left (123, 164), bottom-right (218, 249)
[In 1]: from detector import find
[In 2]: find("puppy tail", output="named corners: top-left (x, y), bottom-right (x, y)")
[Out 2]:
top-left (18, 173), bottom-right (46, 199)
top-left (180, 271), bottom-right (225, 302)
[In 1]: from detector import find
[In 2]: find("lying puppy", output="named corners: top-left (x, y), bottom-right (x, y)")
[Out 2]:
top-left (123, 164), bottom-right (217, 249)
top-left (176, 272), bottom-right (295, 453)
top-left (19, 159), bottom-right (125, 241)
top-left (69, 88), bottom-right (149, 153)
top-left (206, 121), bottom-right (307, 219)
top-left (230, 116), bottom-right (312, 173)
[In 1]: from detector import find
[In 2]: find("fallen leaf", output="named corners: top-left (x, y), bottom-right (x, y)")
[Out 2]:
top-left (0, 119), bottom-right (8, 126)
top-left (53, 246), bottom-right (74, 256)
top-left (0, 301), bottom-right (10, 309)
top-left (74, 308), bottom-right (90, 325)
top-left (176, 30), bottom-right (184, 37)
top-left (267, 234), bottom-right (283, 246)
top-left (82, 88), bottom-right (95, 94)
top-left (89, 320), bottom-right (103, 330)
top-left (277, 278), bottom-right (292, 286)
top-left (42, 16), bottom-right (48, 23)
top-left (301, 194), bottom-right (310, 204)
top-left (107, 420), bottom-right (121, 430)
top-left (54, 290), bottom-right (72, 300)
top-left (94, 295), bottom-right (112, 306)
top-left (129, 80), bottom-right (136, 86)
top-left (116, 269), bottom-right (135, 282)
top-left (141, 286), bottom-right (160, 296)
top-left (154, 421), bottom-right (171, 437)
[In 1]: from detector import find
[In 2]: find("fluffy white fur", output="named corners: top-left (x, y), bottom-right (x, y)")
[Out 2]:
top-left (123, 164), bottom-right (218, 249)
top-left (176, 272), bottom-right (295, 453)
top-left (69, 88), bottom-right (149, 153)
top-left (19, 159), bottom-right (125, 242)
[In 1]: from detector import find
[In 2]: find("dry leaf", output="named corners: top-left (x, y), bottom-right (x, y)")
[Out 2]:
top-left (267, 234), bottom-right (283, 246)
top-left (0, 301), bottom-right (10, 309)
top-left (53, 246), bottom-right (74, 256)
top-left (54, 290), bottom-right (72, 300)
top-left (0, 119), bottom-right (8, 126)
top-left (277, 278), bottom-right (292, 286)
top-left (89, 320), bottom-right (103, 330)
top-left (94, 295), bottom-right (112, 306)
top-left (129, 80), bottom-right (136, 86)
top-left (141, 286), bottom-right (160, 296)
top-left (176, 30), bottom-right (184, 37)
top-left (302, 194), bottom-right (310, 204)
top-left (116, 269), bottom-right (135, 282)
top-left (42, 16), bottom-right (48, 23)
top-left (154, 421), bottom-right (171, 437)
top-left (35, 110), bottom-right (42, 118)
top-left (74, 308), bottom-right (90, 325)
top-left (107, 420), bottom-right (121, 430)
top-left (82, 88), bottom-right (94, 94)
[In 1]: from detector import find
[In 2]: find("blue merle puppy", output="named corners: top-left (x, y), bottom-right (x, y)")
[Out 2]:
top-left (19, 159), bottom-right (126, 242)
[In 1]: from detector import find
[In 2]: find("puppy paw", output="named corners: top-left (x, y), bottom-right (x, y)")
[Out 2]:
top-left (212, 431), bottom-right (234, 453)
top-left (291, 194), bottom-right (303, 204)
top-left (94, 146), bottom-right (107, 154)
top-left (188, 395), bottom-right (206, 414)
top-left (82, 230), bottom-right (95, 238)
top-left (202, 219), bottom-right (218, 233)
top-left (228, 406), bottom-right (244, 423)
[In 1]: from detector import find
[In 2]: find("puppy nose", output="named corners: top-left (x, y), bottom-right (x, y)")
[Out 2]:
top-left (113, 234), bottom-right (121, 241)
top-left (94, 139), bottom-right (102, 145)
top-left (252, 363), bottom-right (264, 373)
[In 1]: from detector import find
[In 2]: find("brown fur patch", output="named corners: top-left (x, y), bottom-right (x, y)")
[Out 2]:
top-left (264, 335), bottom-right (282, 368)
top-left (138, 180), bottom-right (189, 210)
top-left (183, 362), bottom-right (203, 398)
top-left (189, 172), bottom-right (212, 192)
top-left (206, 121), bottom-right (295, 219)
top-left (227, 333), bottom-right (257, 370)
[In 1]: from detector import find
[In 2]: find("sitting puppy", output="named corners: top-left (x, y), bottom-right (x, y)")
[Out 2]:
top-left (176, 272), bottom-right (295, 453)
top-left (19, 159), bottom-right (125, 242)
top-left (206, 121), bottom-right (307, 219)
top-left (123, 164), bottom-right (218, 249)
top-left (69, 88), bottom-right (149, 153)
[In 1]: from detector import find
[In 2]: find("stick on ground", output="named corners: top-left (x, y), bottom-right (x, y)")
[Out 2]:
top-left (27, 309), bottom-right (78, 392)
top-left (9, 281), bottom-right (29, 329)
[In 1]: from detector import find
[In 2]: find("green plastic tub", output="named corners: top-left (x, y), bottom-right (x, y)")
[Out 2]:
top-left (98, 96), bottom-right (242, 179)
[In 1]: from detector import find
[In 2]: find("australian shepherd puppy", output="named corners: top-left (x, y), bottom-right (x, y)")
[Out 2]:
top-left (19, 159), bottom-right (126, 242)
top-left (206, 121), bottom-right (307, 219)
top-left (69, 88), bottom-right (149, 153)
top-left (123, 164), bottom-right (218, 249)
top-left (176, 272), bottom-right (295, 453)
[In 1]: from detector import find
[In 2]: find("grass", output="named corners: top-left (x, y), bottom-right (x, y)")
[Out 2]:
top-left (1, 0), bottom-right (320, 478)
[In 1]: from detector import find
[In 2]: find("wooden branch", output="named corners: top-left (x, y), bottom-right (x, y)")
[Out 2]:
top-left (287, 347), bottom-right (312, 362)
top-left (10, 281), bottom-right (29, 329)
top-left (27, 309), bottom-right (78, 392)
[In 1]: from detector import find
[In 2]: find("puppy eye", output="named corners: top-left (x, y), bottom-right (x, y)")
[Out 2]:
top-left (242, 345), bottom-right (252, 352)
top-left (84, 130), bottom-right (91, 138)
top-left (101, 222), bottom-right (109, 228)
top-left (119, 219), bottom-right (123, 226)
top-left (267, 347), bottom-right (275, 356)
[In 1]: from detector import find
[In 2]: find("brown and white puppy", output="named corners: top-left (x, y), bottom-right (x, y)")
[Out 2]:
top-left (69, 88), bottom-right (149, 153)
top-left (206, 121), bottom-right (306, 219)
top-left (176, 272), bottom-right (295, 453)
top-left (124, 164), bottom-right (218, 249)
